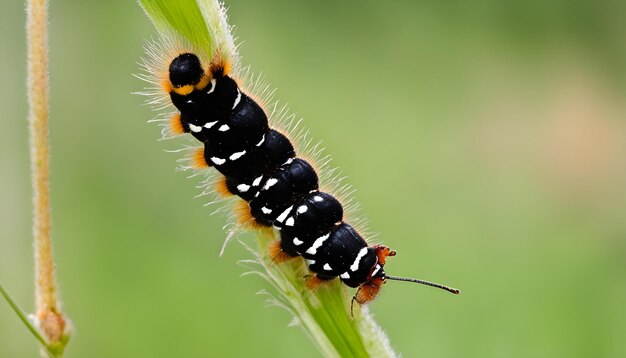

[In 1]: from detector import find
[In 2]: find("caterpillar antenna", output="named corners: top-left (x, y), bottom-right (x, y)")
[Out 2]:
top-left (385, 275), bottom-right (461, 295)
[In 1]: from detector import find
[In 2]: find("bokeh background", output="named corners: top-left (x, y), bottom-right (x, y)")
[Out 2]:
top-left (1, 0), bottom-right (625, 357)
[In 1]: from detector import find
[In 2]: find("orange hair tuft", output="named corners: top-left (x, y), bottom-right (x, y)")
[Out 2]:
top-left (192, 148), bottom-right (209, 169)
top-left (161, 78), bottom-right (173, 94)
top-left (215, 176), bottom-right (233, 197)
top-left (306, 275), bottom-right (331, 291)
top-left (268, 240), bottom-right (296, 263)
top-left (233, 200), bottom-right (268, 230)
top-left (169, 113), bottom-right (185, 135)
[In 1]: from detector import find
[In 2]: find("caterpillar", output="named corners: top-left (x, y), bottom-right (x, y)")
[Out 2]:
top-left (150, 50), bottom-right (460, 309)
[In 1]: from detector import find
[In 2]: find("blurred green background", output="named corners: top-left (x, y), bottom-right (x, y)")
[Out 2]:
top-left (2, 0), bottom-right (625, 357)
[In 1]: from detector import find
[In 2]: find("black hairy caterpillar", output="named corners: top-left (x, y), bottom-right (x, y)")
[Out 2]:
top-left (155, 51), bottom-right (460, 307)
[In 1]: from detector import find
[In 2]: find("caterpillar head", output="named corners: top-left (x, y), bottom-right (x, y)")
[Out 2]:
top-left (168, 53), bottom-right (210, 95)
top-left (352, 245), bottom-right (460, 312)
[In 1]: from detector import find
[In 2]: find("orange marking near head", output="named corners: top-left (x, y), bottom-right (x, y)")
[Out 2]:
top-left (268, 240), bottom-right (296, 263)
top-left (172, 84), bottom-right (194, 96)
top-left (209, 51), bottom-right (231, 77)
top-left (373, 245), bottom-right (396, 266)
top-left (355, 277), bottom-right (385, 305)
top-left (222, 59), bottom-right (232, 76)
top-left (169, 113), bottom-right (185, 135)
top-left (215, 176), bottom-right (233, 197)
top-left (192, 148), bottom-right (209, 169)
top-left (195, 73), bottom-right (210, 91)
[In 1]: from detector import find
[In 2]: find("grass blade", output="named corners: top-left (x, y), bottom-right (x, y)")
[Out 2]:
top-left (0, 283), bottom-right (56, 357)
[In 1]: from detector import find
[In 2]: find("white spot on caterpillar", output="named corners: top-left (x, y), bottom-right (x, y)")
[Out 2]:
top-left (204, 121), bottom-right (218, 129)
top-left (229, 150), bottom-right (246, 161)
top-left (232, 89), bottom-right (241, 109)
top-left (211, 157), bottom-right (226, 165)
top-left (323, 263), bottom-right (332, 271)
top-left (313, 195), bottom-right (323, 202)
top-left (261, 207), bottom-right (272, 215)
top-left (283, 158), bottom-right (294, 166)
top-left (252, 176), bottom-right (263, 187)
top-left (293, 238), bottom-right (303, 246)
top-left (297, 205), bottom-right (308, 214)
top-left (276, 206), bottom-right (293, 223)
top-left (371, 264), bottom-right (381, 277)
top-left (256, 134), bottom-right (265, 147)
top-left (236, 184), bottom-right (250, 193)
top-left (218, 124), bottom-right (230, 132)
top-left (263, 178), bottom-right (278, 190)
top-left (188, 123), bottom-right (202, 133)
top-left (285, 217), bottom-right (294, 226)
top-left (306, 233), bottom-right (330, 255)
top-left (207, 79), bottom-right (216, 94)
top-left (306, 259), bottom-right (315, 266)
top-left (350, 247), bottom-right (369, 272)
top-left (340, 272), bottom-right (350, 279)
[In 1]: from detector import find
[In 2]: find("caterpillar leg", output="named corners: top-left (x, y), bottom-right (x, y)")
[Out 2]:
top-left (350, 294), bottom-right (359, 318)
top-left (350, 277), bottom-right (385, 316)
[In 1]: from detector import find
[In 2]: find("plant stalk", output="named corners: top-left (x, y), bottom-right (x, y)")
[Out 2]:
top-left (27, 0), bottom-right (69, 353)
